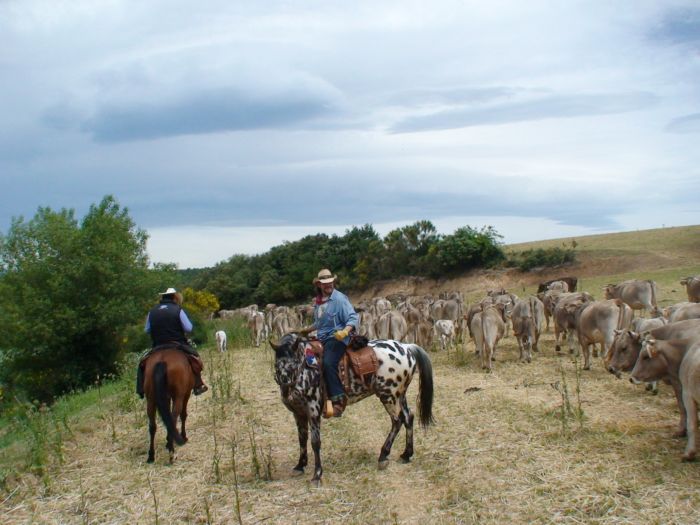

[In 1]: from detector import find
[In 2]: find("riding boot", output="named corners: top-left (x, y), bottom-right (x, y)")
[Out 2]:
top-left (136, 364), bottom-right (145, 399)
top-left (193, 372), bottom-right (208, 396)
top-left (324, 394), bottom-right (346, 418)
top-left (332, 395), bottom-right (347, 417)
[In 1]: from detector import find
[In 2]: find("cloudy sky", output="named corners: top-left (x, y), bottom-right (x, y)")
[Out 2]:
top-left (2, 1), bottom-right (699, 268)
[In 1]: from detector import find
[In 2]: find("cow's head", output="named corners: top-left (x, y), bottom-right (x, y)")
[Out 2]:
top-left (629, 337), bottom-right (665, 385)
top-left (602, 285), bottom-right (615, 299)
top-left (607, 329), bottom-right (641, 376)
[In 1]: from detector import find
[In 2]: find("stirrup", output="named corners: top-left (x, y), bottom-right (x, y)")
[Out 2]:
top-left (193, 385), bottom-right (208, 396)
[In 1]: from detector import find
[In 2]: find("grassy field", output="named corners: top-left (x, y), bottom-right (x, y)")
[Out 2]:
top-left (2, 225), bottom-right (700, 524)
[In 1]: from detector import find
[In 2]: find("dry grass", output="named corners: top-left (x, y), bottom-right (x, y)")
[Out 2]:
top-left (4, 332), bottom-right (700, 524)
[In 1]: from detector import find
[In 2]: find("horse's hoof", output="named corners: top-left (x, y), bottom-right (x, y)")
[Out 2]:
top-left (291, 468), bottom-right (305, 477)
top-left (399, 456), bottom-right (411, 464)
top-left (147, 456), bottom-right (154, 464)
top-left (673, 429), bottom-right (687, 438)
top-left (310, 478), bottom-right (321, 487)
top-left (682, 452), bottom-right (696, 462)
top-left (378, 460), bottom-right (390, 470)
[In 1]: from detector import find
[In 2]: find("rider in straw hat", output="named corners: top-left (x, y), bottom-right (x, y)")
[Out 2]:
top-left (136, 287), bottom-right (208, 398)
top-left (301, 269), bottom-right (359, 417)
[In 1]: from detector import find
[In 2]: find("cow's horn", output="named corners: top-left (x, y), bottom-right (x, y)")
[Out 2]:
top-left (268, 338), bottom-right (281, 351)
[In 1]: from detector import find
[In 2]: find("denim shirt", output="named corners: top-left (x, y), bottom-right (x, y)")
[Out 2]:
top-left (313, 289), bottom-right (359, 343)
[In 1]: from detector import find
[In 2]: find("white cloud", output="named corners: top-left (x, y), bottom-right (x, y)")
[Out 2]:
top-left (1, 0), bottom-right (699, 267)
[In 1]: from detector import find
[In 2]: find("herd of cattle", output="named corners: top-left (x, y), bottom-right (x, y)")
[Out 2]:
top-left (217, 275), bottom-right (700, 460)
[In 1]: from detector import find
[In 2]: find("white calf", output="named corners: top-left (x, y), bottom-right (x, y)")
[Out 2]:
top-left (215, 330), bottom-right (227, 353)
top-left (433, 319), bottom-right (456, 352)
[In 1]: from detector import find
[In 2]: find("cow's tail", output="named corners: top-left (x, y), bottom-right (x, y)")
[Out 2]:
top-left (648, 280), bottom-right (659, 315)
top-left (409, 345), bottom-right (434, 428)
top-left (153, 362), bottom-right (185, 446)
top-left (614, 299), bottom-right (630, 332)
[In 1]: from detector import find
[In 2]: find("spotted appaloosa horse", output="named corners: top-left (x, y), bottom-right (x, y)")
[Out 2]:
top-left (269, 333), bottom-right (434, 484)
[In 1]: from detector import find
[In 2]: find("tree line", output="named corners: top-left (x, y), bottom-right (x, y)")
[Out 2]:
top-left (189, 220), bottom-right (506, 309)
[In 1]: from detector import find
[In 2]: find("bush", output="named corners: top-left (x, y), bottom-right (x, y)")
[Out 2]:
top-left (506, 247), bottom-right (576, 271)
top-left (0, 196), bottom-right (176, 402)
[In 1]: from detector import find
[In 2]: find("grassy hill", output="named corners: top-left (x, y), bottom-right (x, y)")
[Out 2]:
top-left (353, 225), bottom-right (700, 306)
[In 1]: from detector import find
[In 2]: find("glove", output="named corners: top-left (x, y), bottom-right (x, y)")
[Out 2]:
top-left (334, 327), bottom-right (350, 341)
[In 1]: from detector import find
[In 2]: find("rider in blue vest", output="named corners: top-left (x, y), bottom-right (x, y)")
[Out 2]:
top-left (136, 288), bottom-right (208, 398)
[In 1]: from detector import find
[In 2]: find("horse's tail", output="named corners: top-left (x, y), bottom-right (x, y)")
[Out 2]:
top-left (153, 362), bottom-right (186, 446)
top-left (410, 345), bottom-right (435, 428)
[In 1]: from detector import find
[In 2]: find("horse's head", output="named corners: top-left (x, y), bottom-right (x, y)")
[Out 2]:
top-left (269, 332), bottom-right (304, 388)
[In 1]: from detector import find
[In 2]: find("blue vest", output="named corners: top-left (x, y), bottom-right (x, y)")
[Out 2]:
top-left (148, 300), bottom-right (187, 346)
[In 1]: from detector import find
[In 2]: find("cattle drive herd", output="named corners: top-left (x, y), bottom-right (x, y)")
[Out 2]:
top-left (216, 274), bottom-right (700, 462)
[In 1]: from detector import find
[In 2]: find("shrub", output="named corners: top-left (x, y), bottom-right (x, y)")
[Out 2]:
top-left (506, 247), bottom-right (576, 271)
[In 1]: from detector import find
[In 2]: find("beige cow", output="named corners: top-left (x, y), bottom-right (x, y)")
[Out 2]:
top-left (511, 296), bottom-right (545, 363)
top-left (603, 280), bottom-right (660, 317)
top-left (680, 276), bottom-right (700, 303)
top-left (471, 304), bottom-right (507, 372)
top-left (575, 299), bottom-right (633, 370)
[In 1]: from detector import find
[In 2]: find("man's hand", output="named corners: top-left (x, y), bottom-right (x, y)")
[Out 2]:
top-left (298, 326), bottom-right (315, 336)
top-left (334, 327), bottom-right (351, 341)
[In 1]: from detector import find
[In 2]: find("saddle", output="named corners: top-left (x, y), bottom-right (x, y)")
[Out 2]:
top-left (305, 335), bottom-right (379, 389)
top-left (141, 343), bottom-right (203, 376)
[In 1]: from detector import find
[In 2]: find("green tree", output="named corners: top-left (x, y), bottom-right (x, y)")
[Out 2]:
top-left (432, 225), bottom-right (504, 275)
top-left (0, 196), bottom-right (167, 402)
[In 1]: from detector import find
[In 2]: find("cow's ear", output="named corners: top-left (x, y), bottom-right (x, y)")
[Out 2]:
top-left (630, 330), bottom-right (640, 342)
top-left (613, 329), bottom-right (622, 336)
top-left (647, 339), bottom-right (658, 357)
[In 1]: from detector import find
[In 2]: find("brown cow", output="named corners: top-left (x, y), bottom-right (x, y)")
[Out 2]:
top-left (574, 299), bottom-right (633, 370)
top-left (537, 276), bottom-right (578, 294)
top-left (607, 319), bottom-right (700, 377)
top-left (375, 310), bottom-right (408, 341)
top-left (553, 293), bottom-right (594, 353)
top-left (472, 304), bottom-right (507, 372)
top-left (511, 296), bottom-right (545, 363)
top-left (679, 342), bottom-right (700, 460)
top-left (667, 303), bottom-right (700, 323)
top-left (680, 276), bottom-right (700, 303)
top-left (630, 336), bottom-right (700, 438)
top-left (603, 280), bottom-right (660, 317)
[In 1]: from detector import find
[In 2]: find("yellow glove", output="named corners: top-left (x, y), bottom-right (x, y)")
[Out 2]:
top-left (334, 327), bottom-right (350, 341)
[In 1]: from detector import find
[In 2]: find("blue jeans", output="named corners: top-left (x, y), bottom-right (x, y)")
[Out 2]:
top-left (323, 338), bottom-right (346, 400)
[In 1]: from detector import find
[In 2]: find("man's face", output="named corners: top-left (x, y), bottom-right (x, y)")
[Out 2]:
top-left (321, 281), bottom-right (334, 296)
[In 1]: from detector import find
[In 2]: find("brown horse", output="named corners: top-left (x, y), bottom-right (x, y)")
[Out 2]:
top-left (143, 347), bottom-right (194, 463)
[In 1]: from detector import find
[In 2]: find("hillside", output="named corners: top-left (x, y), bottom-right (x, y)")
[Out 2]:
top-left (352, 225), bottom-right (700, 305)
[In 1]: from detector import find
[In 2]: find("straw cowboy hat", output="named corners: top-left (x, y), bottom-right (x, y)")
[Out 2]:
top-left (159, 287), bottom-right (183, 304)
top-left (313, 269), bottom-right (337, 285)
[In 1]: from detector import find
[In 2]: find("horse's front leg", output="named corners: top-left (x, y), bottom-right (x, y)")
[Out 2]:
top-left (310, 413), bottom-right (322, 484)
top-left (292, 412), bottom-right (308, 474)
